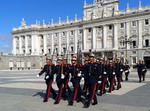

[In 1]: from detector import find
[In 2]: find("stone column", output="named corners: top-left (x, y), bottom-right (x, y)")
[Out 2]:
top-left (31, 35), bottom-right (35, 55)
top-left (138, 20), bottom-right (143, 48)
top-left (51, 33), bottom-right (54, 55)
top-left (74, 30), bottom-right (78, 54)
top-left (114, 23), bottom-right (119, 49)
top-left (83, 28), bottom-right (87, 50)
top-left (92, 27), bottom-right (96, 50)
top-left (31, 34), bottom-right (39, 55)
top-left (19, 36), bottom-right (22, 55)
top-left (103, 25), bottom-right (107, 48)
top-left (58, 32), bottom-right (61, 55)
top-left (25, 35), bottom-right (28, 55)
top-left (43, 34), bottom-right (47, 55)
top-left (126, 22), bottom-right (130, 49)
top-left (13, 37), bottom-right (17, 55)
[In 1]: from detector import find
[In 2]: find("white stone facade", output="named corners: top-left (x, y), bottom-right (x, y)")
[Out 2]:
top-left (12, 0), bottom-right (150, 67)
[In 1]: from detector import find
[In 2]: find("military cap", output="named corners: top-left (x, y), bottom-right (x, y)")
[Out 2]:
top-left (89, 53), bottom-right (95, 57)
top-left (57, 57), bottom-right (62, 60)
top-left (72, 57), bottom-right (77, 61)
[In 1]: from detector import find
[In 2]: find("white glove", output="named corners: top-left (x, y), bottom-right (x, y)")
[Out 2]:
top-left (37, 75), bottom-right (40, 77)
top-left (104, 72), bottom-right (107, 75)
top-left (61, 74), bottom-right (65, 79)
top-left (45, 75), bottom-right (49, 79)
top-left (98, 81), bottom-right (102, 84)
top-left (81, 77), bottom-right (84, 81)
top-left (142, 69), bottom-right (145, 72)
top-left (113, 72), bottom-right (115, 75)
top-left (120, 69), bottom-right (123, 72)
top-left (125, 70), bottom-right (129, 73)
top-left (78, 73), bottom-right (82, 77)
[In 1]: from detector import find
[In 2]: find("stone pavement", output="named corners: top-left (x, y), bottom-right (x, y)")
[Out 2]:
top-left (0, 70), bottom-right (150, 111)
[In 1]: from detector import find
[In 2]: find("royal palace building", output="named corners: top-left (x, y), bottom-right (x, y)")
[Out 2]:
top-left (6, 0), bottom-right (150, 70)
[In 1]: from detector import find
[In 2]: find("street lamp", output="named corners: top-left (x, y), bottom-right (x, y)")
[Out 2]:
top-left (120, 35), bottom-right (133, 63)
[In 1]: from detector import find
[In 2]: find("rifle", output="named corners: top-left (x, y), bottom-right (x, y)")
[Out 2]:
top-left (60, 45), bottom-right (68, 78)
top-left (49, 45), bottom-right (56, 74)
top-left (77, 40), bottom-right (82, 73)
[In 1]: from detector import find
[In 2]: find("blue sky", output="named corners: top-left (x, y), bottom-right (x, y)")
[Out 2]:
top-left (0, 0), bottom-right (149, 53)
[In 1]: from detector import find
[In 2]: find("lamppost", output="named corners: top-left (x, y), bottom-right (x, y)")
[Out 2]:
top-left (120, 35), bottom-right (133, 63)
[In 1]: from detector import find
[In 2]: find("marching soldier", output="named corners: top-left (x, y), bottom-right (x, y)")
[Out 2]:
top-left (68, 57), bottom-right (82, 106)
top-left (99, 58), bottom-right (107, 96)
top-left (84, 53), bottom-right (100, 108)
top-left (107, 60), bottom-right (116, 93)
top-left (82, 58), bottom-right (89, 96)
top-left (63, 58), bottom-right (72, 99)
top-left (54, 57), bottom-right (67, 104)
top-left (123, 62), bottom-right (130, 81)
top-left (114, 58), bottom-right (124, 90)
top-left (37, 59), bottom-right (57, 102)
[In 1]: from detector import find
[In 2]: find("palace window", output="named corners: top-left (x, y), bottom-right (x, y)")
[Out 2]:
top-left (29, 49), bottom-right (31, 54)
top-left (145, 19), bottom-right (149, 25)
top-left (56, 48), bottom-right (58, 53)
top-left (133, 41), bottom-right (136, 48)
top-left (48, 49), bottom-right (51, 54)
top-left (132, 57), bottom-right (136, 64)
top-left (79, 30), bottom-right (82, 34)
top-left (120, 23), bottom-right (124, 28)
top-left (132, 21), bottom-right (136, 26)
top-left (71, 31), bottom-right (74, 35)
top-left (71, 47), bottom-right (74, 52)
top-left (42, 49), bottom-right (44, 54)
top-left (63, 47), bottom-right (66, 53)
top-left (55, 33), bottom-right (58, 37)
top-left (88, 28), bottom-right (92, 33)
top-left (23, 50), bottom-right (25, 54)
top-left (145, 39), bottom-right (149, 47)
top-left (109, 25), bottom-right (112, 30)
top-left (63, 32), bottom-right (65, 36)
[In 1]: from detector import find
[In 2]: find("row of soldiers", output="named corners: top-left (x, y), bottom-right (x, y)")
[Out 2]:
top-left (37, 53), bottom-right (147, 108)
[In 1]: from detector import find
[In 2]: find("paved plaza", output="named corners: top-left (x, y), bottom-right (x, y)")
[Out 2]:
top-left (0, 69), bottom-right (150, 111)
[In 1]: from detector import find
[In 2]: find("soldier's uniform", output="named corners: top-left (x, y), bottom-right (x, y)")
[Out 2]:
top-left (123, 63), bottom-right (130, 81)
top-left (63, 59), bottom-right (72, 99)
top-left (82, 58), bottom-right (89, 96)
top-left (115, 58), bottom-right (124, 90)
top-left (54, 57), bottom-right (67, 104)
top-left (84, 53), bottom-right (100, 108)
top-left (68, 57), bottom-right (82, 105)
top-left (38, 60), bottom-right (57, 102)
top-left (107, 60), bottom-right (116, 92)
top-left (99, 60), bottom-right (108, 96)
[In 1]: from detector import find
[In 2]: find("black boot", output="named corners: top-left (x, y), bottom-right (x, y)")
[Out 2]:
top-left (68, 101), bottom-right (73, 106)
top-left (43, 99), bottom-right (48, 102)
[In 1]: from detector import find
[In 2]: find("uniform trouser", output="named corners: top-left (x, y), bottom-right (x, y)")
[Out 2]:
top-left (142, 71), bottom-right (146, 81)
top-left (70, 80), bottom-right (82, 103)
top-left (108, 77), bottom-right (115, 92)
top-left (116, 74), bottom-right (122, 89)
top-left (138, 72), bottom-right (142, 82)
top-left (63, 78), bottom-right (72, 96)
top-left (45, 80), bottom-right (57, 100)
top-left (56, 79), bottom-right (64, 103)
top-left (125, 72), bottom-right (129, 81)
top-left (83, 77), bottom-right (89, 92)
top-left (100, 75), bottom-right (107, 94)
top-left (86, 76), bottom-right (97, 104)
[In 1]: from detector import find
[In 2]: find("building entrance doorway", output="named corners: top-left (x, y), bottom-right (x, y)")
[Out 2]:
top-left (144, 57), bottom-right (150, 68)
